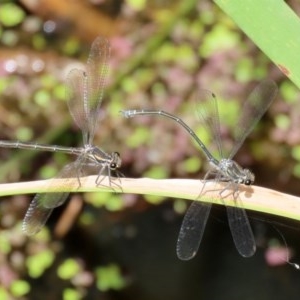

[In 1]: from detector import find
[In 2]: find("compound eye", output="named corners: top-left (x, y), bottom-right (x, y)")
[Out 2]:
top-left (245, 179), bottom-right (252, 186)
top-left (110, 163), bottom-right (117, 170)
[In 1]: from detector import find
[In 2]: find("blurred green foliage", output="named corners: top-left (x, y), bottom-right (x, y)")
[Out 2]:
top-left (10, 280), bottom-right (30, 297)
top-left (217, 98), bottom-right (240, 129)
top-left (63, 288), bottom-right (81, 300)
top-left (200, 24), bottom-right (240, 57)
top-left (0, 3), bottom-right (25, 27)
top-left (95, 264), bottom-right (126, 291)
top-left (293, 164), bottom-right (300, 178)
top-left (291, 146), bottom-right (300, 161)
top-left (0, 288), bottom-right (9, 300)
top-left (86, 193), bottom-right (125, 211)
top-left (15, 127), bottom-right (33, 141)
top-left (126, 0), bottom-right (146, 11)
top-left (0, 78), bottom-right (12, 94)
top-left (0, 0), bottom-right (299, 299)
top-left (125, 127), bottom-right (151, 148)
top-left (53, 84), bottom-right (66, 101)
top-left (39, 165), bottom-right (60, 180)
top-left (144, 194), bottom-right (165, 204)
top-left (274, 114), bottom-right (290, 130)
top-left (62, 38), bottom-right (81, 56)
top-left (144, 165), bottom-right (169, 179)
top-left (26, 249), bottom-right (55, 278)
top-left (0, 233), bottom-right (11, 254)
top-left (156, 42), bottom-right (197, 70)
top-left (173, 199), bottom-right (188, 214)
top-left (32, 34), bottom-right (47, 50)
top-left (181, 156), bottom-right (202, 173)
top-left (280, 80), bottom-right (299, 103)
top-left (57, 258), bottom-right (81, 280)
top-left (235, 58), bottom-right (254, 82)
top-left (34, 89), bottom-right (52, 107)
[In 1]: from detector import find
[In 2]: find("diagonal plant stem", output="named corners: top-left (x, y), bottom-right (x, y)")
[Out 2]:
top-left (1, 176), bottom-right (300, 222)
top-left (214, 0), bottom-right (300, 88)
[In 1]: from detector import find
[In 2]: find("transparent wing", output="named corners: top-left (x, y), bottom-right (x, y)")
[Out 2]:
top-left (226, 204), bottom-right (256, 257)
top-left (176, 201), bottom-right (212, 260)
top-left (195, 90), bottom-right (224, 158)
top-left (22, 161), bottom-right (83, 236)
top-left (65, 37), bottom-right (110, 145)
top-left (86, 37), bottom-right (110, 144)
top-left (22, 200), bottom-right (54, 236)
top-left (229, 79), bottom-right (278, 159)
top-left (175, 92), bottom-right (223, 260)
top-left (66, 68), bottom-right (88, 143)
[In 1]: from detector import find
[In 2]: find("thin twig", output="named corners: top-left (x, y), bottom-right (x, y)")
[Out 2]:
top-left (1, 176), bottom-right (299, 221)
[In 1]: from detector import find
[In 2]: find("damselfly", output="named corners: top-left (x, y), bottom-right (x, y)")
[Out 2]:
top-left (1, 37), bottom-right (121, 235)
top-left (121, 79), bottom-right (277, 260)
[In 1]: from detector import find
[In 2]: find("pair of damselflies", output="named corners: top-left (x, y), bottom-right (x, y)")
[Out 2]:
top-left (1, 37), bottom-right (277, 261)
top-left (0, 37), bottom-right (121, 235)
top-left (121, 79), bottom-right (277, 260)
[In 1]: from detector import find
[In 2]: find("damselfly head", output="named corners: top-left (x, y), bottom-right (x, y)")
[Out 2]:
top-left (242, 168), bottom-right (255, 185)
top-left (110, 151), bottom-right (121, 170)
top-left (220, 159), bottom-right (255, 186)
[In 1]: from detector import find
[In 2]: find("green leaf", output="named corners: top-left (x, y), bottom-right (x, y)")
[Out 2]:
top-left (155, 42), bottom-right (177, 63)
top-left (274, 114), bottom-right (290, 130)
top-left (121, 77), bottom-right (139, 93)
top-left (34, 89), bottom-right (51, 107)
top-left (62, 38), bottom-right (80, 56)
top-left (200, 24), bottom-right (240, 57)
top-left (0, 4), bottom-right (25, 27)
top-left (125, 127), bottom-right (150, 148)
top-left (53, 84), bottom-right (66, 101)
top-left (87, 193), bottom-right (124, 211)
top-left (95, 264), bottom-right (126, 291)
top-left (292, 146), bottom-right (300, 161)
top-left (235, 58), bottom-right (254, 82)
top-left (32, 34), bottom-right (46, 50)
top-left (86, 193), bottom-right (124, 211)
top-left (1, 30), bottom-right (18, 46)
top-left (0, 78), bottom-right (12, 93)
top-left (126, 0), bottom-right (146, 11)
top-left (0, 287), bottom-right (9, 300)
top-left (144, 194), bottom-right (165, 204)
top-left (39, 165), bottom-right (58, 180)
top-left (173, 199), bottom-right (188, 214)
top-left (181, 156), bottom-right (202, 173)
top-left (16, 127), bottom-right (33, 142)
top-left (214, 0), bottom-right (300, 88)
top-left (10, 280), bottom-right (30, 297)
top-left (63, 288), bottom-right (81, 300)
top-left (0, 233), bottom-right (11, 254)
top-left (293, 163), bottom-right (300, 178)
top-left (79, 211), bottom-right (94, 226)
top-left (177, 44), bottom-right (197, 69)
top-left (57, 259), bottom-right (81, 280)
top-left (105, 194), bottom-right (124, 211)
top-left (280, 80), bottom-right (299, 104)
top-left (144, 166), bottom-right (169, 179)
top-left (152, 82), bottom-right (166, 97)
top-left (26, 249), bottom-right (55, 278)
